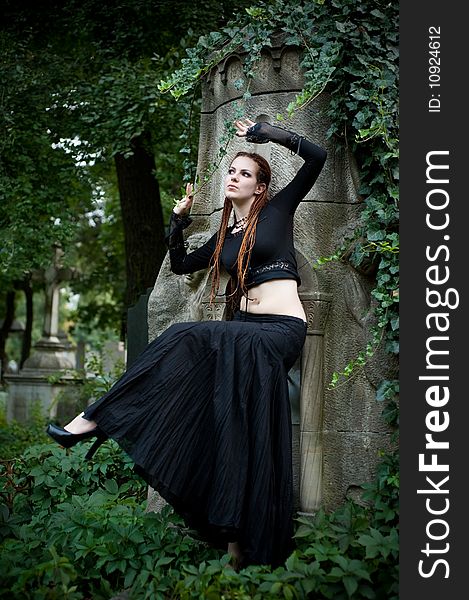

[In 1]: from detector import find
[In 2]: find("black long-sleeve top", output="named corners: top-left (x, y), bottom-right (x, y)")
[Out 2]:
top-left (166, 123), bottom-right (327, 288)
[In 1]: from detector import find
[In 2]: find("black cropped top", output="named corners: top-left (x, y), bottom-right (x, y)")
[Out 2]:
top-left (166, 122), bottom-right (327, 289)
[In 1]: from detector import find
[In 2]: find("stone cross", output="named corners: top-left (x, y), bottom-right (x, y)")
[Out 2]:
top-left (35, 245), bottom-right (75, 342)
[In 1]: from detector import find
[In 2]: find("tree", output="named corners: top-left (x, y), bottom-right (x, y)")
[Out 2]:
top-left (0, 23), bottom-right (94, 370)
top-left (1, 0), bottom-right (252, 346)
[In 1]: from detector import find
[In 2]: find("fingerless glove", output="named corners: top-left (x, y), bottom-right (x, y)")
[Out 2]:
top-left (165, 211), bottom-right (193, 251)
top-left (246, 122), bottom-right (302, 154)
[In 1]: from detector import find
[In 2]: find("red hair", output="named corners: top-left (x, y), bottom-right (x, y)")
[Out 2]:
top-left (209, 152), bottom-right (271, 306)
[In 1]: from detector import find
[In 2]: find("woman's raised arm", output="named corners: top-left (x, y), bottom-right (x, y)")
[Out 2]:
top-left (166, 184), bottom-right (218, 275)
top-left (240, 120), bottom-right (327, 214)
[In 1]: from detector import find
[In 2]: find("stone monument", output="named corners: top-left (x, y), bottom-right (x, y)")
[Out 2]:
top-left (147, 39), bottom-right (396, 513)
top-left (5, 246), bottom-right (80, 423)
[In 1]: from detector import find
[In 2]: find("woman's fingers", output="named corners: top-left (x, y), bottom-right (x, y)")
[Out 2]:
top-left (234, 120), bottom-right (245, 136)
top-left (185, 182), bottom-right (194, 198)
top-left (174, 183), bottom-right (194, 215)
top-left (234, 118), bottom-right (256, 136)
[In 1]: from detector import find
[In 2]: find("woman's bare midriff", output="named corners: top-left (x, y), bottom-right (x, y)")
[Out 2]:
top-left (242, 279), bottom-right (306, 322)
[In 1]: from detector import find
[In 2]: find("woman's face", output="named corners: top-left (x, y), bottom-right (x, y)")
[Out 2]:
top-left (224, 156), bottom-right (265, 202)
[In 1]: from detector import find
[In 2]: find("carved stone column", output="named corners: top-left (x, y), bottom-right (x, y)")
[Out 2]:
top-left (299, 291), bottom-right (332, 513)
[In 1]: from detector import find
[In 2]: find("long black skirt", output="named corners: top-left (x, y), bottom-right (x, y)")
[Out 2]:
top-left (83, 310), bottom-right (307, 566)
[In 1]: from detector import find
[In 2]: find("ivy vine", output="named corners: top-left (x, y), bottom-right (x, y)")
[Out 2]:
top-left (159, 0), bottom-right (399, 424)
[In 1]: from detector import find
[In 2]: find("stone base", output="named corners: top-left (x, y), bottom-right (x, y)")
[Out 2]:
top-left (5, 370), bottom-right (83, 424)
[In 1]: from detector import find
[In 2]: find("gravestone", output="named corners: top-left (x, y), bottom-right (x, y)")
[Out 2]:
top-left (5, 247), bottom-right (80, 422)
top-left (126, 288), bottom-right (153, 369)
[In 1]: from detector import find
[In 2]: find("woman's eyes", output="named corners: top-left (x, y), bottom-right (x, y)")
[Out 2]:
top-left (228, 169), bottom-right (251, 177)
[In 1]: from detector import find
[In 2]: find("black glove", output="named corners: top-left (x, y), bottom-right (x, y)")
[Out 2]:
top-left (165, 211), bottom-right (193, 250)
top-left (245, 122), bottom-right (302, 154)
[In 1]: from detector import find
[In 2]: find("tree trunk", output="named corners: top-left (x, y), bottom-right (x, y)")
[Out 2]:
top-left (0, 290), bottom-right (16, 381)
top-left (114, 131), bottom-right (166, 338)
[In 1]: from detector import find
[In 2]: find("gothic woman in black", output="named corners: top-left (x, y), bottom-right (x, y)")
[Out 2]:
top-left (46, 118), bottom-right (327, 568)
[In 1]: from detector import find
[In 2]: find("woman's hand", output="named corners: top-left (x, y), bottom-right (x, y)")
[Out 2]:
top-left (173, 182), bottom-right (194, 216)
top-left (234, 118), bottom-right (256, 137)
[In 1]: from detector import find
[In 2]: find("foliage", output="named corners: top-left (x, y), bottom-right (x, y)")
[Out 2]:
top-left (0, 30), bottom-right (93, 286)
top-left (0, 399), bottom-right (49, 461)
top-left (0, 439), bottom-right (217, 599)
top-left (0, 433), bottom-right (398, 599)
top-left (65, 172), bottom-right (127, 336)
top-left (1, 0), bottom-right (253, 336)
top-left (0, 1), bottom-right (400, 597)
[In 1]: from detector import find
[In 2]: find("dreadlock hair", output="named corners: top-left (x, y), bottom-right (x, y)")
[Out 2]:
top-left (209, 151), bottom-right (272, 307)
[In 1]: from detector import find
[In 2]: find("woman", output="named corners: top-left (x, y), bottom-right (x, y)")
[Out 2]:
top-left (46, 118), bottom-right (327, 568)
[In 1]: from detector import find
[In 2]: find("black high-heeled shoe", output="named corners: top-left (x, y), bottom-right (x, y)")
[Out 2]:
top-left (46, 423), bottom-right (107, 460)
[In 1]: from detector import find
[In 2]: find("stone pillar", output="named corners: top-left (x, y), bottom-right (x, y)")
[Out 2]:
top-left (299, 292), bottom-right (332, 513)
top-left (25, 245), bottom-right (75, 370)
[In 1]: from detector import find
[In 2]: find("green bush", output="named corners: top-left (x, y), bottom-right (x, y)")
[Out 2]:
top-left (0, 441), bottom-right (218, 599)
top-left (0, 398), bottom-right (50, 460)
top-left (0, 434), bottom-right (398, 599)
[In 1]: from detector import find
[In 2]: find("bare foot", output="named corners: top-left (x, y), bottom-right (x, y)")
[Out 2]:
top-left (64, 412), bottom-right (97, 434)
top-left (227, 542), bottom-right (243, 571)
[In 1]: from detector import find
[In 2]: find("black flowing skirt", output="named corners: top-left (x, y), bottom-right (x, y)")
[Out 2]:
top-left (83, 311), bottom-right (307, 566)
